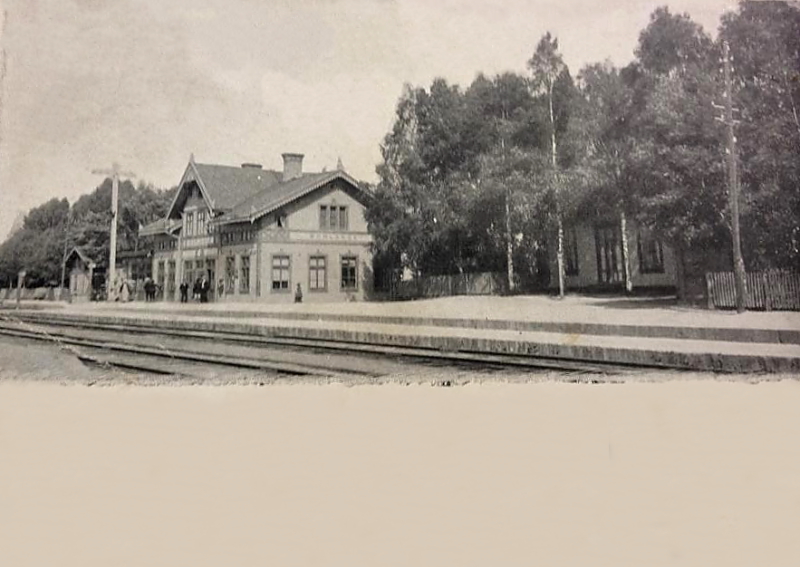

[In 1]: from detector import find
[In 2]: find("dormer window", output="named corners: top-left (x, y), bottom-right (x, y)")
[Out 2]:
top-left (276, 212), bottom-right (287, 229)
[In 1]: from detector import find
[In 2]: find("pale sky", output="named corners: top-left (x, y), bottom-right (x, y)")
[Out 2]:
top-left (0, 0), bottom-right (736, 240)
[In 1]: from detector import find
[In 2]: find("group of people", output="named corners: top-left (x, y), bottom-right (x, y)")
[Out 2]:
top-left (143, 277), bottom-right (159, 302)
top-left (180, 276), bottom-right (210, 303)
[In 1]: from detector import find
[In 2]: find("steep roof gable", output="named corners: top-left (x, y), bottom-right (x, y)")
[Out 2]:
top-left (165, 160), bottom-right (284, 220)
top-left (64, 247), bottom-right (95, 268)
top-left (216, 170), bottom-right (371, 226)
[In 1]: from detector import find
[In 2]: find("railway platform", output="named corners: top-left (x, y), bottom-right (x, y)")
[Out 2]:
top-left (7, 295), bottom-right (800, 373)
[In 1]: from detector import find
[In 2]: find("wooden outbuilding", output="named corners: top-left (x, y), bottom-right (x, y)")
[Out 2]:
top-left (63, 247), bottom-right (96, 303)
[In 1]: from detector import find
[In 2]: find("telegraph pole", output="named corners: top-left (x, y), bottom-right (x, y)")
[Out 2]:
top-left (91, 163), bottom-right (136, 301)
top-left (714, 41), bottom-right (747, 313)
top-left (60, 208), bottom-right (71, 299)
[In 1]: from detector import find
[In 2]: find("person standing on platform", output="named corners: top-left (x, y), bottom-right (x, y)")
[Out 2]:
top-left (179, 281), bottom-right (188, 303)
top-left (200, 275), bottom-right (210, 303)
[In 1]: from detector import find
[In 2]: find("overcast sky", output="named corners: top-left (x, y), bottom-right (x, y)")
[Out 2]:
top-left (0, 0), bottom-right (736, 240)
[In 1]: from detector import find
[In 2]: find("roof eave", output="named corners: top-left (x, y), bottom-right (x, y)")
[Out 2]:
top-left (228, 171), bottom-right (366, 226)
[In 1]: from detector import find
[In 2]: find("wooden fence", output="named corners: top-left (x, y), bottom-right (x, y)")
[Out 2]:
top-left (706, 270), bottom-right (800, 311)
top-left (0, 287), bottom-right (68, 302)
top-left (395, 272), bottom-right (506, 300)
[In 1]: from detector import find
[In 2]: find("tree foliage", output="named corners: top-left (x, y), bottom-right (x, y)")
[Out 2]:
top-left (369, 2), bottom-right (800, 293)
top-left (0, 181), bottom-right (176, 287)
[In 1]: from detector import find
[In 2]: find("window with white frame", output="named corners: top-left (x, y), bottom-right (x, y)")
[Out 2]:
top-left (340, 256), bottom-right (357, 290)
top-left (239, 255), bottom-right (250, 293)
top-left (196, 210), bottom-right (206, 235)
top-left (225, 256), bottom-right (236, 292)
top-left (186, 212), bottom-right (195, 236)
top-left (319, 205), bottom-right (348, 231)
top-left (271, 255), bottom-right (290, 291)
top-left (309, 256), bottom-right (327, 291)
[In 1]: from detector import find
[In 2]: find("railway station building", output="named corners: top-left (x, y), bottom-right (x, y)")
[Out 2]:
top-left (139, 153), bottom-right (374, 303)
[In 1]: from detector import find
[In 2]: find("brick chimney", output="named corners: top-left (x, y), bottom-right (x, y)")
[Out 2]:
top-left (281, 153), bottom-right (304, 180)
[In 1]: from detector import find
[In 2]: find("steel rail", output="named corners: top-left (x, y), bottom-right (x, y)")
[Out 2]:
top-left (0, 314), bottom-right (641, 375)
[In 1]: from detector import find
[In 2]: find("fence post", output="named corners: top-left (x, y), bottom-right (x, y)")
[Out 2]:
top-left (705, 272), bottom-right (714, 310)
top-left (763, 272), bottom-right (771, 311)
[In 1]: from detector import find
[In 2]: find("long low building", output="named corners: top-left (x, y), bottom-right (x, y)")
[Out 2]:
top-left (548, 217), bottom-right (677, 293)
top-left (139, 153), bottom-right (374, 303)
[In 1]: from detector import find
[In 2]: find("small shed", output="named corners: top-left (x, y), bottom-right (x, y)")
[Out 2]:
top-left (64, 247), bottom-right (96, 303)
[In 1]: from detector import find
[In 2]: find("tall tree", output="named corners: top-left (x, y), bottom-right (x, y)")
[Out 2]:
top-left (528, 32), bottom-right (569, 297)
top-left (573, 62), bottom-right (638, 291)
top-left (465, 72), bottom-right (536, 290)
top-left (625, 7), bottom-right (725, 299)
top-left (720, 1), bottom-right (800, 270)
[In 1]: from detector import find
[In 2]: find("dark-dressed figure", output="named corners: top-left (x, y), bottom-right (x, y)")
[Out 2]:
top-left (199, 276), bottom-right (210, 303)
top-left (144, 278), bottom-right (155, 302)
top-left (179, 281), bottom-right (189, 303)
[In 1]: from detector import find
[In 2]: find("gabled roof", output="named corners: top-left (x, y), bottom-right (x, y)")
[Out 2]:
top-left (165, 161), bottom-right (285, 220)
top-left (139, 218), bottom-right (182, 237)
top-left (64, 247), bottom-right (95, 268)
top-left (214, 170), bottom-right (369, 226)
top-left (147, 156), bottom-right (372, 236)
top-left (193, 163), bottom-right (283, 211)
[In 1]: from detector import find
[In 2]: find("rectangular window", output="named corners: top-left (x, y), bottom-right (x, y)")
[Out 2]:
top-left (271, 255), bottom-right (290, 291)
top-left (595, 225), bottom-right (624, 284)
top-left (185, 212), bottom-right (194, 236)
top-left (341, 256), bottom-right (357, 290)
top-left (329, 206), bottom-right (338, 230)
top-left (225, 256), bottom-right (236, 292)
top-left (319, 205), bottom-right (328, 230)
top-left (157, 260), bottom-right (165, 293)
top-left (638, 232), bottom-right (665, 274)
top-left (167, 261), bottom-right (176, 292)
top-left (319, 205), bottom-right (348, 231)
top-left (240, 255), bottom-right (250, 294)
top-left (184, 260), bottom-right (193, 284)
top-left (309, 256), bottom-right (327, 291)
top-left (197, 211), bottom-right (206, 235)
top-left (565, 228), bottom-right (579, 276)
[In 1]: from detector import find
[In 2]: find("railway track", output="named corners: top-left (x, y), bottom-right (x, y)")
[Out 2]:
top-left (0, 314), bottom-right (644, 380)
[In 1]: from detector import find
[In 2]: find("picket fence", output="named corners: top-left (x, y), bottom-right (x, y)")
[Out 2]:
top-left (706, 270), bottom-right (800, 311)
